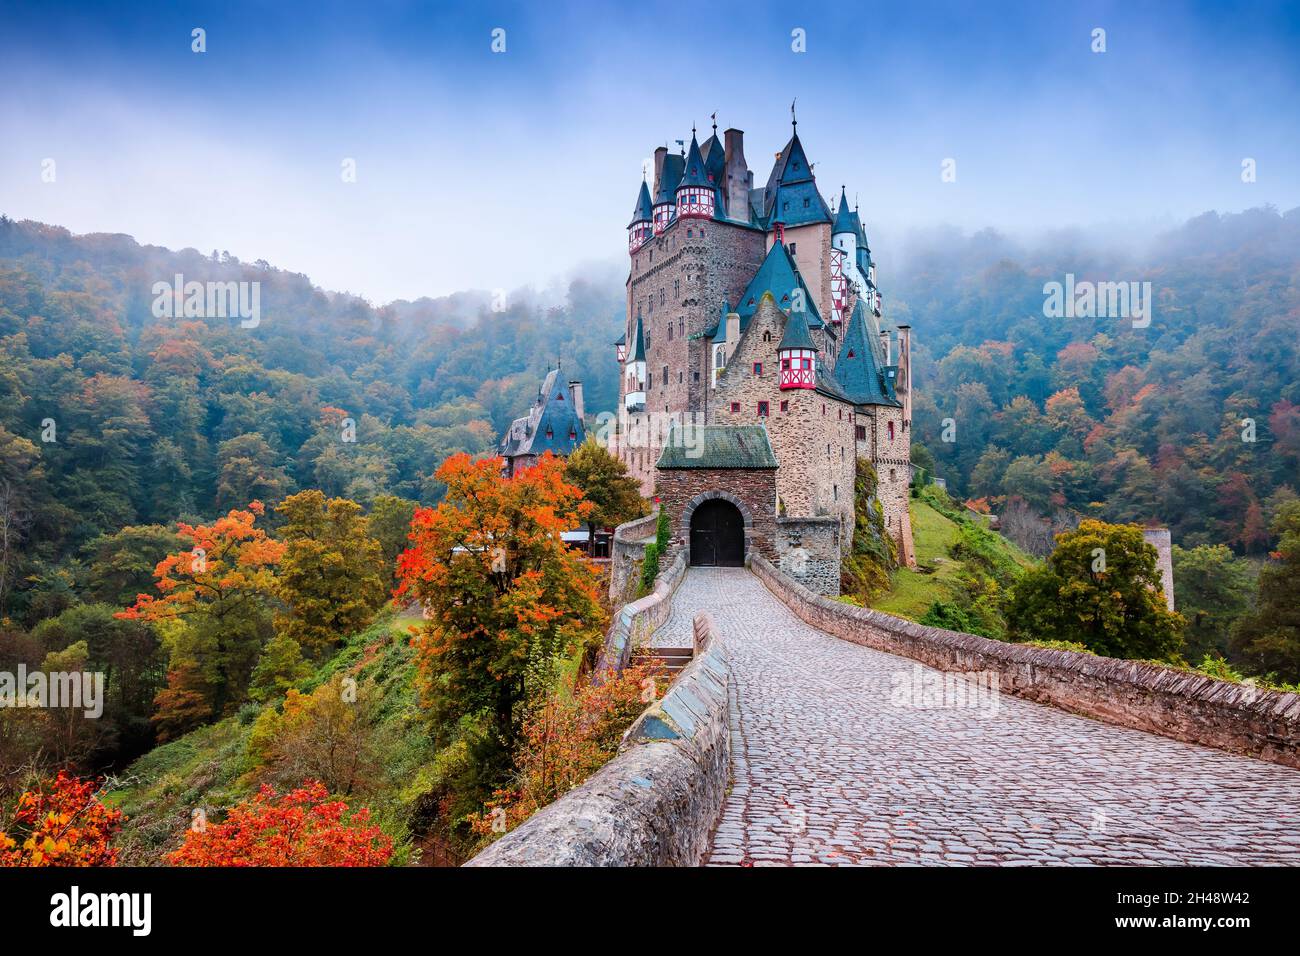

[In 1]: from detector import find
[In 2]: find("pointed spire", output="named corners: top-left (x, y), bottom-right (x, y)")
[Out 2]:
top-left (629, 179), bottom-right (653, 226)
top-left (832, 185), bottom-right (856, 236)
top-left (678, 131), bottom-right (710, 188)
top-left (632, 313), bottom-right (646, 362)
top-left (778, 306), bottom-right (817, 352)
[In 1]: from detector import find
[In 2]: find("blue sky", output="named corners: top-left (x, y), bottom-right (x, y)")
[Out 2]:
top-left (1, 0), bottom-right (1298, 303)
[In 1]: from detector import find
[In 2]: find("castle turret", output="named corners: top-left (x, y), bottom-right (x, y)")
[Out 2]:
top-left (652, 150), bottom-right (683, 234)
top-left (675, 130), bottom-right (716, 220)
top-left (628, 179), bottom-right (653, 252)
top-left (624, 315), bottom-right (647, 411)
top-left (832, 186), bottom-right (858, 259)
top-left (777, 306), bottom-right (817, 389)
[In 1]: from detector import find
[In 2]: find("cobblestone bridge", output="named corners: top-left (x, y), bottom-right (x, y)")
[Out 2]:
top-left (651, 568), bottom-right (1300, 866)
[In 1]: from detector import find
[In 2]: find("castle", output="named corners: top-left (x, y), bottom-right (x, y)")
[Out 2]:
top-left (612, 114), bottom-right (916, 592)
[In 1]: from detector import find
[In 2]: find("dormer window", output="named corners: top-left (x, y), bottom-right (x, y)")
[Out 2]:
top-left (545, 427), bottom-right (553, 439)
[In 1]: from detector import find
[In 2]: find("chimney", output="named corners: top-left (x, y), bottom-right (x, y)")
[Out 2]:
top-left (725, 310), bottom-right (740, 348)
top-left (568, 380), bottom-right (585, 423)
top-left (652, 146), bottom-right (668, 201)
top-left (896, 324), bottom-right (913, 424)
top-left (723, 128), bottom-right (749, 220)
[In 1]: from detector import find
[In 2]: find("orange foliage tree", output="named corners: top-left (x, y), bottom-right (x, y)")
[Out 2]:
top-left (167, 781), bottom-right (391, 866)
top-left (395, 453), bottom-right (607, 794)
top-left (472, 664), bottom-right (655, 835)
top-left (119, 502), bottom-right (285, 731)
top-left (0, 772), bottom-right (124, 866)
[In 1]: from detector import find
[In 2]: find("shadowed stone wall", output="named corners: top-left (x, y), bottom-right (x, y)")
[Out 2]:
top-left (465, 613), bottom-right (729, 867)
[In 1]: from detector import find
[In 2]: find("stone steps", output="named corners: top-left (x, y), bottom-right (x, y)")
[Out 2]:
top-left (630, 646), bottom-right (694, 676)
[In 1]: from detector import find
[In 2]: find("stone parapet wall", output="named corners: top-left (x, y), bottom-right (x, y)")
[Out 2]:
top-left (751, 554), bottom-right (1300, 770)
top-left (465, 613), bottom-right (730, 867)
top-left (597, 548), bottom-right (686, 677)
top-left (609, 508), bottom-right (659, 605)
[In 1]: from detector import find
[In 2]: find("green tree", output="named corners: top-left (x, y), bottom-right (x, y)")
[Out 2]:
top-left (250, 631), bottom-right (312, 702)
top-left (366, 494), bottom-right (418, 585)
top-left (275, 491), bottom-right (389, 657)
top-left (1171, 544), bottom-right (1254, 660)
top-left (1230, 502), bottom-right (1300, 682)
top-left (1006, 520), bottom-right (1184, 660)
top-left (78, 525), bottom-right (185, 608)
top-left (563, 438), bottom-right (645, 555)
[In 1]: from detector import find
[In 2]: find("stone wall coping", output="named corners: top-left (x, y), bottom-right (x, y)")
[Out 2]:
top-left (597, 548), bottom-right (687, 676)
top-left (751, 553), bottom-right (1300, 768)
top-left (464, 613), bottom-right (729, 867)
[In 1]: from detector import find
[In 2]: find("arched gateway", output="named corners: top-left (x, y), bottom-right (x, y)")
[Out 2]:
top-left (689, 498), bottom-right (745, 567)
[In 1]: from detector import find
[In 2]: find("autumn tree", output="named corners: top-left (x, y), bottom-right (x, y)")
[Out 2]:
top-left (1006, 520), bottom-right (1184, 660)
top-left (119, 502), bottom-right (284, 723)
top-left (0, 772), bottom-right (124, 866)
top-left (1230, 501), bottom-right (1300, 682)
top-left (166, 781), bottom-right (392, 866)
top-left (248, 676), bottom-right (381, 795)
top-left (395, 453), bottom-right (606, 797)
top-left (563, 438), bottom-right (645, 554)
top-left (274, 490), bottom-right (389, 657)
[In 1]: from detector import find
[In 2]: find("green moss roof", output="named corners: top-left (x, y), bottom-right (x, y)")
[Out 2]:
top-left (656, 424), bottom-right (778, 470)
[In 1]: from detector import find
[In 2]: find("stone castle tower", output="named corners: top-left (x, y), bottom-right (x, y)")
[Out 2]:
top-left (611, 114), bottom-right (916, 581)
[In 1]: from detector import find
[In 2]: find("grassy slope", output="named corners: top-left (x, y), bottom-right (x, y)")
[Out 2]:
top-left (869, 495), bottom-right (1035, 622)
top-left (104, 609), bottom-right (435, 866)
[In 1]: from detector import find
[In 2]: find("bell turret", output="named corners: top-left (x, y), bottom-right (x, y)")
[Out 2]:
top-left (777, 304), bottom-right (817, 390)
top-left (675, 129), bottom-right (716, 220)
top-left (628, 179), bottom-right (653, 252)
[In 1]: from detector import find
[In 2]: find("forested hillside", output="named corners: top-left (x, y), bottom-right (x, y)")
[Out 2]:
top-left (0, 216), bottom-right (623, 625)
top-left (894, 206), bottom-right (1300, 554)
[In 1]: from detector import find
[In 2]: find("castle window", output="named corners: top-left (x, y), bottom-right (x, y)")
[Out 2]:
top-left (694, 370), bottom-right (699, 382)
top-left (668, 325), bottom-right (673, 341)
top-left (546, 427), bottom-right (553, 439)
top-left (789, 243), bottom-right (797, 256)
top-left (838, 409), bottom-right (842, 420)
top-left (648, 372), bottom-right (653, 388)
top-left (847, 349), bottom-right (855, 358)
top-left (758, 401), bottom-right (769, 417)
top-left (822, 404), bottom-right (826, 415)
top-left (753, 362), bottom-right (762, 376)
top-left (569, 429), bottom-right (577, 441)
top-left (890, 468), bottom-right (897, 481)
top-left (888, 421), bottom-right (895, 441)
top-left (662, 365), bottom-right (668, 385)
top-left (679, 371), bottom-right (683, 383)
top-left (763, 330), bottom-right (772, 342)
top-left (833, 484), bottom-right (838, 501)
top-left (780, 400), bottom-right (789, 412)
top-left (730, 402), bottom-right (740, 413)
top-left (679, 317), bottom-right (684, 336)
top-left (803, 198), bottom-right (810, 208)
top-left (687, 229), bottom-right (693, 237)
top-left (855, 425), bottom-right (866, 440)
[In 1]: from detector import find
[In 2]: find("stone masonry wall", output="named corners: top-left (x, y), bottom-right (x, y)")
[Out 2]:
top-left (655, 466), bottom-right (778, 564)
top-left (776, 516), bottom-right (841, 596)
top-left (709, 296), bottom-right (856, 536)
top-left (856, 403), bottom-right (910, 554)
top-left (623, 217), bottom-right (765, 492)
top-left (466, 613), bottom-right (729, 867)
top-left (609, 509), bottom-right (659, 606)
top-left (597, 549), bottom-right (686, 677)
top-left (752, 554), bottom-right (1300, 770)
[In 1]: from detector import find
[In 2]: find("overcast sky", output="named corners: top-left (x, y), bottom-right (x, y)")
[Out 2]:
top-left (2, 0), bottom-right (1298, 303)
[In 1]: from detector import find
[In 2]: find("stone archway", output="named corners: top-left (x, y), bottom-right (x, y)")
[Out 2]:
top-left (684, 491), bottom-right (752, 567)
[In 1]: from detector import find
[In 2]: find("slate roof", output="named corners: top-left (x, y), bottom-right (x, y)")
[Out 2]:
top-left (629, 180), bottom-right (653, 226)
top-left (678, 133), bottom-right (711, 188)
top-left (631, 313), bottom-right (646, 362)
top-left (833, 299), bottom-right (900, 407)
top-left (832, 186), bottom-right (856, 236)
top-left (654, 154), bottom-right (684, 205)
top-left (733, 240), bottom-right (824, 329)
top-left (498, 369), bottom-right (587, 459)
top-left (758, 132), bottom-right (831, 227)
top-left (656, 424), bottom-right (778, 470)
top-left (777, 306), bottom-right (816, 351)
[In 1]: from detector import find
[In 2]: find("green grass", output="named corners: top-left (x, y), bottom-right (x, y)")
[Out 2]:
top-left (104, 608), bottom-right (437, 865)
top-left (869, 496), bottom-right (1035, 622)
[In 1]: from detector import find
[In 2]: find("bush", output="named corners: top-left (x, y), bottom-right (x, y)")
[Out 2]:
top-left (638, 543), bottom-right (660, 597)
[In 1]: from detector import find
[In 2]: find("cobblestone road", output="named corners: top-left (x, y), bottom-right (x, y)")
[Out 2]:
top-left (652, 568), bottom-right (1300, 866)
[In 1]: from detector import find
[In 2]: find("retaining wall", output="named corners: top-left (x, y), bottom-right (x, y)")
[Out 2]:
top-left (465, 613), bottom-right (729, 866)
top-left (751, 553), bottom-right (1300, 770)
